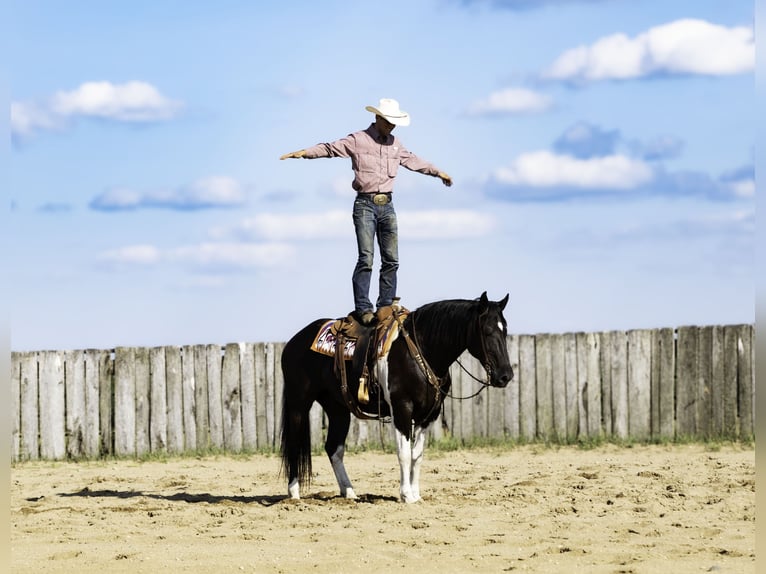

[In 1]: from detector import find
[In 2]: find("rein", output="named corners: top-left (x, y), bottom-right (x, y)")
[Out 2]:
top-left (451, 358), bottom-right (492, 399)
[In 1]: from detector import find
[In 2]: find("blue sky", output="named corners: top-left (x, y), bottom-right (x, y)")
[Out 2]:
top-left (9, 0), bottom-right (755, 351)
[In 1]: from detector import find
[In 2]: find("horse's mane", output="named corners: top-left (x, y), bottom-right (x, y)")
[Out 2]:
top-left (408, 298), bottom-right (478, 352)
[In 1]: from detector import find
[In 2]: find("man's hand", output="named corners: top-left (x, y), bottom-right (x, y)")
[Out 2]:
top-left (438, 172), bottom-right (453, 187)
top-left (280, 150), bottom-right (306, 160)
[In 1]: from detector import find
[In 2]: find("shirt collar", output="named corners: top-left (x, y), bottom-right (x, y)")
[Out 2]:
top-left (366, 123), bottom-right (392, 145)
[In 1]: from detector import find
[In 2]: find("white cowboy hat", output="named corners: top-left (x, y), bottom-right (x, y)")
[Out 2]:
top-left (365, 98), bottom-right (410, 126)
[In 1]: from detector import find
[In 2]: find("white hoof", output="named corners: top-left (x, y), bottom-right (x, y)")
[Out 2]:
top-left (342, 487), bottom-right (357, 499)
top-left (400, 492), bottom-right (421, 504)
top-left (288, 480), bottom-right (300, 499)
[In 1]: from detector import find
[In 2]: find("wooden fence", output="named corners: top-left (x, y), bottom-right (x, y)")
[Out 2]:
top-left (10, 324), bottom-right (754, 462)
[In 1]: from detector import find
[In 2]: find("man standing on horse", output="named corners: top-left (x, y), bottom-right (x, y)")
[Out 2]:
top-left (280, 98), bottom-right (452, 325)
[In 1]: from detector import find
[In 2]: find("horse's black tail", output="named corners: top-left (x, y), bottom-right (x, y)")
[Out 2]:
top-left (279, 339), bottom-right (313, 489)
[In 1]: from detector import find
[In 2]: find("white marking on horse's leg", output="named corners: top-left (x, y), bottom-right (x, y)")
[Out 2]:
top-left (410, 426), bottom-right (426, 502)
top-left (328, 444), bottom-right (357, 499)
top-left (395, 428), bottom-right (418, 503)
top-left (378, 356), bottom-right (416, 503)
top-left (288, 478), bottom-right (300, 499)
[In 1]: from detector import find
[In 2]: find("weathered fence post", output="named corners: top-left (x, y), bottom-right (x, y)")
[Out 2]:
top-left (166, 346), bottom-right (184, 454)
top-left (11, 354), bottom-right (21, 461)
top-left (206, 344), bottom-right (224, 449)
top-left (273, 342), bottom-right (286, 450)
top-left (182, 345), bottom-right (197, 452)
top-left (18, 353), bottom-right (39, 461)
top-left (676, 327), bottom-right (698, 438)
top-left (518, 335), bottom-right (536, 441)
top-left (83, 349), bottom-right (105, 458)
top-left (98, 350), bottom-right (114, 456)
top-left (710, 325), bottom-right (726, 438)
top-left (149, 347), bottom-right (168, 453)
top-left (563, 332), bottom-right (579, 442)
top-left (113, 347), bottom-right (136, 457)
top-left (504, 335), bottom-right (520, 440)
top-left (240, 343), bottom-right (258, 450)
top-left (627, 330), bottom-right (651, 441)
top-left (609, 331), bottom-right (628, 440)
top-left (599, 332), bottom-right (612, 436)
top-left (134, 347), bottom-right (151, 457)
top-left (64, 350), bottom-right (86, 459)
top-left (737, 325), bottom-right (754, 440)
top-left (535, 334), bottom-right (553, 441)
top-left (221, 343), bottom-right (243, 452)
top-left (193, 344), bottom-right (210, 450)
top-left (576, 331), bottom-right (602, 440)
top-left (697, 326), bottom-right (714, 440)
top-left (651, 328), bottom-right (675, 440)
top-left (550, 334), bottom-right (566, 442)
top-left (254, 342), bottom-right (269, 449)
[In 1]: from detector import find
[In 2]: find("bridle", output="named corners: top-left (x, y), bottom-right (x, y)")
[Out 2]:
top-left (403, 307), bottom-right (499, 402)
top-left (451, 308), bottom-right (499, 399)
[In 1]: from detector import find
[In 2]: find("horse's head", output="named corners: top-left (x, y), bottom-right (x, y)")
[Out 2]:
top-left (469, 292), bottom-right (514, 388)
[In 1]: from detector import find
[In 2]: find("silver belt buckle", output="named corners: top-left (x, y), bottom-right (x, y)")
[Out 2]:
top-left (373, 193), bottom-right (389, 205)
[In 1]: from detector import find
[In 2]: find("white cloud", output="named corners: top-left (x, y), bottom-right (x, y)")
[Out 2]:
top-left (544, 18), bottom-right (754, 81)
top-left (216, 210), bottom-right (351, 241)
top-left (493, 151), bottom-right (654, 190)
top-left (97, 244), bottom-right (162, 266)
top-left (398, 210), bottom-right (496, 239)
top-left (51, 81), bottom-right (182, 121)
top-left (12, 81), bottom-right (183, 139)
top-left (180, 177), bottom-right (247, 207)
top-left (467, 87), bottom-right (553, 116)
top-left (606, 209), bottom-right (755, 242)
top-left (278, 84), bottom-right (306, 98)
top-left (214, 209), bottom-right (496, 242)
top-left (724, 179), bottom-right (755, 199)
top-left (90, 188), bottom-right (144, 210)
top-left (90, 177), bottom-right (246, 211)
top-left (11, 101), bottom-right (60, 137)
top-left (168, 242), bottom-right (294, 269)
top-left (688, 210), bottom-right (754, 234)
top-left (97, 242), bottom-right (294, 270)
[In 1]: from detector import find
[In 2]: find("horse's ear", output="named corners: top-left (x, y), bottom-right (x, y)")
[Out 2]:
top-left (499, 293), bottom-right (509, 310)
top-left (479, 291), bottom-right (489, 308)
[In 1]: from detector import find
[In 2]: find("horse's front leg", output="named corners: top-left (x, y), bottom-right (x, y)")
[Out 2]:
top-left (409, 426), bottom-right (426, 501)
top-left (394, 428), bottom-right (419, 503)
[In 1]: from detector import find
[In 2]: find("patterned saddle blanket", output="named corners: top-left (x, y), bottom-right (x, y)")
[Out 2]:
top-left (310, 304), bottom-right (409, 360)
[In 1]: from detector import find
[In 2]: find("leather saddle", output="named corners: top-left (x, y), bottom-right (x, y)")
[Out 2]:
top-left (330, 305), bottom-right (409, 419)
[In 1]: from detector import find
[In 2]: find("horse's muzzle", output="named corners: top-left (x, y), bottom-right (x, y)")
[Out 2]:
top-left (491, 366), bottom-right (514, 388)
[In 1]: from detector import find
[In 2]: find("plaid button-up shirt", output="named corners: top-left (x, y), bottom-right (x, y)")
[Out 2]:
top-left (302, 123), bottom-right (441, 194)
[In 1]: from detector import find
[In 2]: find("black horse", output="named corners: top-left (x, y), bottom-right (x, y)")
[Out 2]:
top-left (280, 292), bottom-right (513, 503)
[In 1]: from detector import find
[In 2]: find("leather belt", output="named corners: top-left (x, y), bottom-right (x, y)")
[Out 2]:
top-left (358, 193), bottom-right (392, 205)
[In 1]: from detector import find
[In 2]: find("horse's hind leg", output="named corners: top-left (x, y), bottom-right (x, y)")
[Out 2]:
top-left (320, 400), bottom-right (356, 499)
top-left (282, 398), bottom-right (312, 500)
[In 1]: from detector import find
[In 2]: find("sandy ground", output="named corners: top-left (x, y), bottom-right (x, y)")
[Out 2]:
top-left (11, 444), bottom-right (754, 573)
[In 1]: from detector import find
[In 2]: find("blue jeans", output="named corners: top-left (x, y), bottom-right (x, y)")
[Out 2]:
top-left (352, 195), bottom-right (399, 314)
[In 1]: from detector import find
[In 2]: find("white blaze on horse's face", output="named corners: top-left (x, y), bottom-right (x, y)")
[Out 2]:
top-left (497, 321), bottom-right (504, 333)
